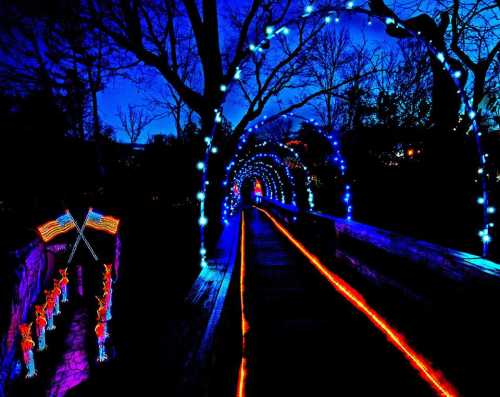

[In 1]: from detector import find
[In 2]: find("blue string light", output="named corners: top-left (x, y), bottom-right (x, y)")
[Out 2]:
top-left (195, 2), bottom-right (494, 268)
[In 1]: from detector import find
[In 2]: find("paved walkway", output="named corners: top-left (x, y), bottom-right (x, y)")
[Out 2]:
top-left (240, 208), bottom-right (435, 396)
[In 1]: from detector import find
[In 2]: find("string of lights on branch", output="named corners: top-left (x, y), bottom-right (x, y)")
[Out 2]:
top-left (196, 1), bottom-right (494, 267)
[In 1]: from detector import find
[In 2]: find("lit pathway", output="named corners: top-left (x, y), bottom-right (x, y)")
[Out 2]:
top-left (236, 207), bottom-right (455, 397)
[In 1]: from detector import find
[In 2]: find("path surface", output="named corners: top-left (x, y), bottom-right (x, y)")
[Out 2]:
top-left (239, 208), bottom-right (438, 396)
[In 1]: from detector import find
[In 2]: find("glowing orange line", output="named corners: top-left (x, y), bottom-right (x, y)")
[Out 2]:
top-left (256, 207), bottom-right (458, 397)
top-left (236, 213), bottom-right (248, 397)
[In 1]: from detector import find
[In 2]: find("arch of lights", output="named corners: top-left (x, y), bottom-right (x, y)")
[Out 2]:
top-left (196, 2), bottom-right (496, 267)
top-left (227, 148), bottom-right (298, 204)
top-left (221, 113), bottom-right (352, 223)
top-left (233, 163), bottom-right (281, 202)
top-left (254, 140), bottom-right (314, 210)
top-left (231, 166), bottom-right (277, 205)
top-left (233, 159), bottom-right (292, 202)
top-left (235, 162), bottom-right (287, 201)
top-left (226, 153), bottom-right (298, 220)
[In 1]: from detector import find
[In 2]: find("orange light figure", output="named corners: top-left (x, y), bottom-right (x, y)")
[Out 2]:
top-left (256, 207), bottom-right (458, 397)
top-left (19, 323), bottom-right (36, 378)
top-left (59, 268), bottom-right (69, 303)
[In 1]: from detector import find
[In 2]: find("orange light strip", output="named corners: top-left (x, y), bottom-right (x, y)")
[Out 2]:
top-left (236, 212), bottom-right (249, 397)
top-left (256, 207), bottom-right (458, 397)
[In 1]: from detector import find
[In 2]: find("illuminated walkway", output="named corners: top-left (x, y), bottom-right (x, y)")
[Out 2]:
top-left (236, 207), bottom-right (440, 396)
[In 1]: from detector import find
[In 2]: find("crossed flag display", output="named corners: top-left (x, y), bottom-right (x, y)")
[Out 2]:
top-left (37, 208), bottom-right (120, 264)
top-left (18, 208), bottom-right (121, 377)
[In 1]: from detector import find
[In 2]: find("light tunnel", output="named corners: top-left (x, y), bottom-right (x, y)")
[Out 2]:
top-left (224, 152), bottom-right (298, 220)
top-left (221, 114), bottom-right (352, 227)
top-left (195, 2), bottom-right (496, 268)
top-left (196, 112), bottom-right (354, 267)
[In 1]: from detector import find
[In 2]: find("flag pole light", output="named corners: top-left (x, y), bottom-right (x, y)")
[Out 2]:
top-left (66, 210), bottom-right (96, 263)
top-left (196, 2), bottom-right (494, 271)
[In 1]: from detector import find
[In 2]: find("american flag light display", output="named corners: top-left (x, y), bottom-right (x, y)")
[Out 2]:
top-left (37, 214), bottom-right (76, 243)
top-left (86, 209), bottom-right (120, 235)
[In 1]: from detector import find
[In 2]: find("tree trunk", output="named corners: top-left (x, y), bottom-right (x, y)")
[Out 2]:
top-left (87, 68), bottom-right (105, 177)
top-left (473, 62), bottom-right (488, 109)
top-left (429, 57), bottom-right (461, 130)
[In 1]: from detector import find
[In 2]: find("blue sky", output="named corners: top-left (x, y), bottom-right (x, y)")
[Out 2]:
top-left (98, 11), bottom-right (393, 143)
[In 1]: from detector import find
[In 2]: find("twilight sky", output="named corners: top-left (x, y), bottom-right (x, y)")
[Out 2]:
top-left (98, 8), bottom-right (395, 143)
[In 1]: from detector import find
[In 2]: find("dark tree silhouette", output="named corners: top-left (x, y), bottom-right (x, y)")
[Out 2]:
top-left (118, 104), bottom-right (155, 144)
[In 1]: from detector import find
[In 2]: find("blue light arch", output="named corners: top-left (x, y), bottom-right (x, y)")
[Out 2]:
top-left (196, 3), bottom-right (495, 267)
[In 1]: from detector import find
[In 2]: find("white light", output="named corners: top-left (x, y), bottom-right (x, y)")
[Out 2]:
top-left (199, 216), bottom-right (208, 226)
top-left (305, 5), bottom-right (314, 14)
top-left (468, 110), bottom-right (476, 119)
top-left (477, 197), bottom-right (485, 205)
top-left (282, 27), bottom-right (290, 35)
top-left (346, 1), bottom-right (354, 9)
top-left (234, 67), bottom-right (241, 80)
top-left (335, 16), bottom-right (340, 23)
top-left (204, 136), bottom-right (211, 144)
top-left (487, 206), bottom-right (496, 214)
top-left (197, 192), bottom-right (205, 201)
top-left (200, 248), bottom-right (207, 255)
top-left (249, 43), bottom-right (256, 51)
top-left (211, 146), bottom-right (218, 154)
top-left (265, 26), bottom-right (274, 35)
top-left (385, 17), bottom-right (395, 25)
top-left (196, 162), bottom-right (205, 171)
top-left (453, 70), bottom-right (462, 78)
top-left (220, 84), bottom-right (227, 92)
top-left (436, 52), bottom-right (445, 63)
top-left (482, 234), bottom-right (492, 243)
top-left (325, 16), bottom-right (332, 23)
top-left (215, 109), bottom-right (222, 123)
top-left (478, 168), bottom-right (484, 174)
